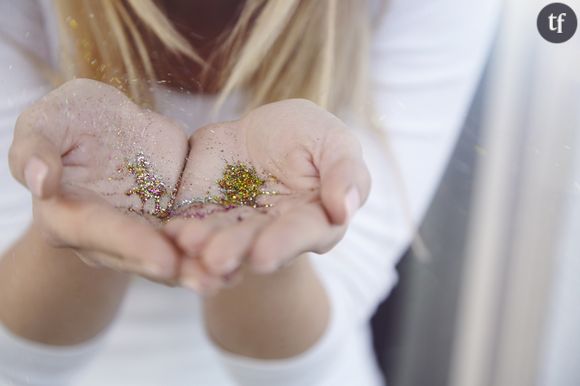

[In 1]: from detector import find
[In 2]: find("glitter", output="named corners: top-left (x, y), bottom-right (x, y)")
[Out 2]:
top-left (172, 162), bottom-right (278, 218)
top-left (68, 18), bottom-right (78, 29)
top-left (212, 162), bottom-right (275, 208)
top-left (171, 202), bottom-right (233, 220)
top-left (123, 156), bottom-right (278, 220)
top-left (125, 152), bottom-right (172, 219)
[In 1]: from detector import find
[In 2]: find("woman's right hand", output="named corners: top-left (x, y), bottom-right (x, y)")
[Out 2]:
top-left (8, 79), bottom-right (188, 280)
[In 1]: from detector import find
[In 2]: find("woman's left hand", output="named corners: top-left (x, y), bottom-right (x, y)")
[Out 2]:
top-left (165, 99), bottom-right (371, 293)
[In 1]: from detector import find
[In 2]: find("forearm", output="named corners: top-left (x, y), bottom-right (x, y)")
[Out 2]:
top-left (203, 254), bottom-right (330, 359)
top-left (0, 225), bottom-right (130, 346)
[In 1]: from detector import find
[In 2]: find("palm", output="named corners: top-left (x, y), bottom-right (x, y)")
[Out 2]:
top-left (176, 102), bottom-right (331, 217)
top-left (169, 100), bottom-right (366, 287)
top-left (23, 80), bottom-right (188, 278)
top-left (20, 82), bottom-right (368, 289)
top-left (48, 82), bottom-right (187, 219)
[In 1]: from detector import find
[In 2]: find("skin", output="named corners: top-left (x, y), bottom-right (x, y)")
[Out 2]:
top-left (170, 100), bottom-right (370, 357)
top-left (0, 79), bottom-right (189, 344)
top-left (0, 3), bottom-right (371, 361)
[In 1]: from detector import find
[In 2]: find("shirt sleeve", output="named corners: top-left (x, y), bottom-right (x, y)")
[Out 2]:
top-left (0, 322), bottom-right (105, 386)
top-left (0, 0), bottom-right (50, 255)
top-left (0, 2), bottom-right (105, 385)
top-left (213, 0), bottom-right (501, 384)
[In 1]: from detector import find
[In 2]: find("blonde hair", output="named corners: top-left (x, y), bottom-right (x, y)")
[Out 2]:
top-left (53, 0), bottom-right (370, 115)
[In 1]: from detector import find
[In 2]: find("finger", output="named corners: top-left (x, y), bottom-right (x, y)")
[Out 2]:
top-left (77, 248), bottom-right (179, 287)
top-left (9, 124), bottom-right (63, 198)
top-left (201, 212), bottom-right (271, 276)
top-left (165, 216), bottom-right (225, 257)
top-left (168, 206), bottom-right (259, 256)
top-left (250, 203), bottom-right (346, 274)
top-left (318, 135), bottom-right (371, 225)
top-left (73, 249), bottom-right (166, 279)
top-left (36, 197), bottom-right (179, 278)
top-left (180, 257), bottom-right (223, 295)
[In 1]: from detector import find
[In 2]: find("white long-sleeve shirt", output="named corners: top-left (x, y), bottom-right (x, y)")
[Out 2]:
top-left (0, 0), bottom-right (500, 385)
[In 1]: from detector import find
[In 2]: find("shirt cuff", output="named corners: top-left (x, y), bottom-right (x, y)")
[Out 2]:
top-left (207, 269), bottom-right (351, 386)
top-left (0, 321), bottom-right (105, 385)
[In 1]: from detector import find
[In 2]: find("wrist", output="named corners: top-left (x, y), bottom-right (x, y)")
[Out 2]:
top-left (30, 224), bottom-right (130, 283)
top-left (0, 226), bottom-right (130, 345)
top-left (202, 253), bottom-right (331, 359)
top-left (228, 253), bottom-right (310, 291)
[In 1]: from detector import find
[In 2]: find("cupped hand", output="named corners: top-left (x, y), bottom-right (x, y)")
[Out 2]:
top-left (166, 99), bottom-right (371, 293)
top-left (9, 79), bottom-right (188, 280)
top-left (10, 80), bottom-right (370, 293)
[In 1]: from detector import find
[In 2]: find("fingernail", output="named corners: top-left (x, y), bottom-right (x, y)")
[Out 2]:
top-left (344, 186), bottom-right (360, 222)
top-left (142, 263), bottom-right (164, 277)
top-left (181, 277), bottom-right (201, 292)
top-left (24, 157), bottom-right (48, 198)
top-left (219, 258), bottom-right (238, 275)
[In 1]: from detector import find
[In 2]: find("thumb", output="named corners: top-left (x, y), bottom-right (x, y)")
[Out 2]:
top-left (319, 151), bottom-right (371, 225)
top-left (9, 128), bottom-right (63, 199)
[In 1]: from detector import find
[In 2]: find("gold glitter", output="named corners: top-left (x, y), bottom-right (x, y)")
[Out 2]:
top-left (123, 157), bottom-right (278, 220)
top-left (172, 162), bottom-right (278, 217)
top-left (213, 162), bottom-right (267, 208)
top-left (125, 152), bottom-right (172, 219)
top-left (68, 18), bottom-right (78, 29)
